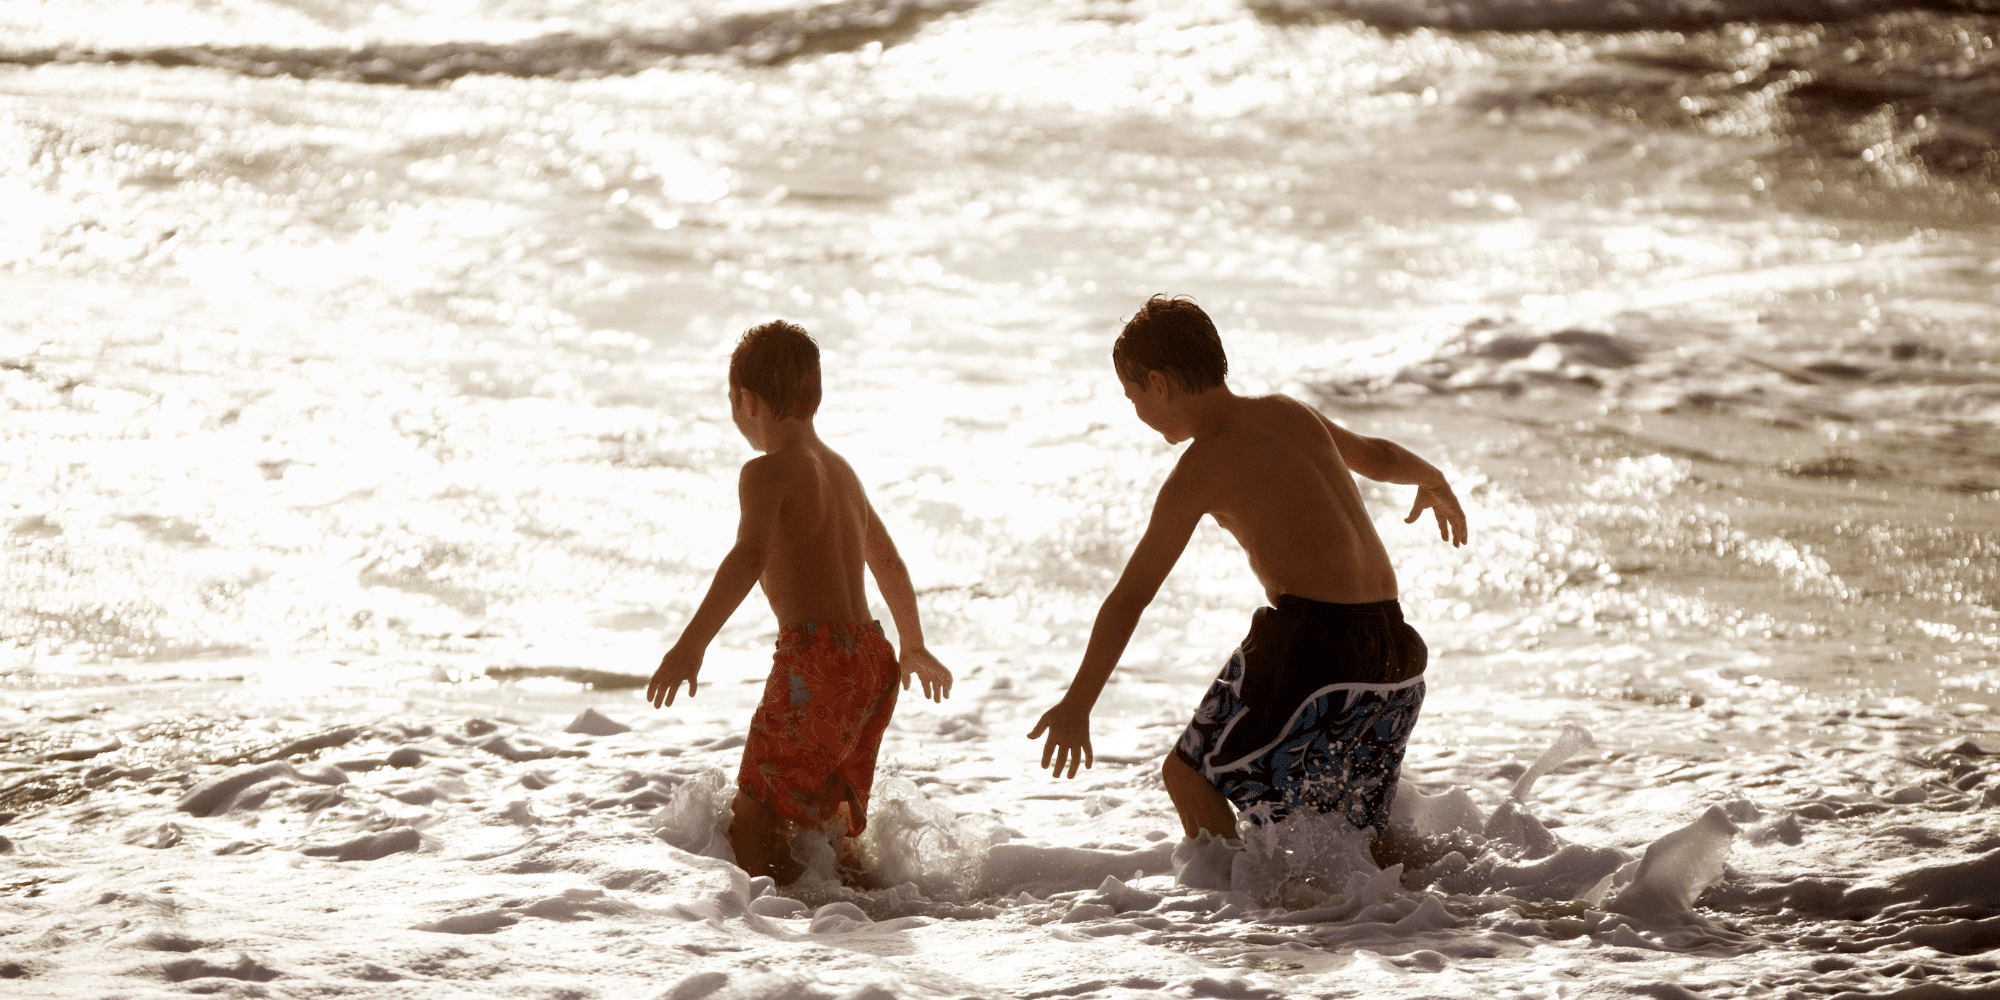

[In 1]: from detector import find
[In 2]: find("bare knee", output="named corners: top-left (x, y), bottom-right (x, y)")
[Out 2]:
top-left (1161, 753), bottom-right (1236, 840)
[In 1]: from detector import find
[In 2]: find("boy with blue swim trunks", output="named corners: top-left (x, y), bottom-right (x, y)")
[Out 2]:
top-left (1029, 296), bottom-right (1468, 852)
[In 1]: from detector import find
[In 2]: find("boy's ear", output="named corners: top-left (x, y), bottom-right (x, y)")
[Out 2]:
top-left (1147, 369), bottom-right (1175, 398)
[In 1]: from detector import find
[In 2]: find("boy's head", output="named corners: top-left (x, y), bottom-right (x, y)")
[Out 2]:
top-left (729, 320), bottom-right (822, 424)
top-left (1112, 295), bottom-right (1227, 396)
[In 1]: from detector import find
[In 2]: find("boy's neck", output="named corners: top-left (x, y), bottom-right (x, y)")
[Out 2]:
top-left (756, 417), bottom-right (819, 453)
top-left (1177, 385), bottom-right (1241, 441)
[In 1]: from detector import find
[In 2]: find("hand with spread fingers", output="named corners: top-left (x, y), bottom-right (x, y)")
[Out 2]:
top-left (1406, 481), bottom-right (1469, 547)
top-left (648, 646), bottom-right (703, 708)
top-left (1027, 700), bottom-right (1094, 779)
top-left (900, 647), bottom-right (953, 703)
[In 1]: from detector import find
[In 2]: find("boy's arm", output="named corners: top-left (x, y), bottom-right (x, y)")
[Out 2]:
top-left (647, 460), bottom-right (783, 708)
top-left (1310, 406), bottom-right (1469, 547)
top-left (863, 501), bottom-right (951, 702)
top-left (1028, 461), bottom-right (1207, 778)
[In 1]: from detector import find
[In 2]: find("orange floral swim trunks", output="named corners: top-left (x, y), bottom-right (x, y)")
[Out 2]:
top-left (738, 620), bottom-right (899, 838)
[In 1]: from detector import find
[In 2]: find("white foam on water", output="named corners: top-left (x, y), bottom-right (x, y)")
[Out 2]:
top-left (650, 766), bottom-right (736, 861)
top-left (3, 0), bottom-right (1998, 993)
top-left (858, 775), bottom-right (1011, 900)
top-left (1607, 805), bottom-right (1740, 923)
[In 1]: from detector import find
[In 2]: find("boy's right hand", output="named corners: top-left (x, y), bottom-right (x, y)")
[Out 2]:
top-left (1027, 700), bottom-right (1093, 779)
top-left (900, 648), bottom-right (953, 703)
top-left (1406, 481), bottom-right (1468, 547)
top-left (648, 647), bottom-right (703, 708)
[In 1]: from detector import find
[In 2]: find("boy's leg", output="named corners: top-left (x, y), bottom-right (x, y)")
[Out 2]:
top-left (728, 790), bottom-right (803, 884)
top-left (1162, 753), bottom-right (1237, 840)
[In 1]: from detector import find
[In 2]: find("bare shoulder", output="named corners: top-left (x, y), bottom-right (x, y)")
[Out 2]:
top-left (1162, 437), bottom-right (1225, 507)
top-left (810, 443), bottom-right (867, 496)
top-left (739, 450), bottom-right (810, 496)
top-left (1269, 392), bottom-right (1366, 448)
top-left (1263, 392), bottom-right (1336, 431)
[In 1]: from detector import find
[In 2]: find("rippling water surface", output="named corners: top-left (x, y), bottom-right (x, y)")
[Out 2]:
top-left (4, 0), bottom-right (2000, 997)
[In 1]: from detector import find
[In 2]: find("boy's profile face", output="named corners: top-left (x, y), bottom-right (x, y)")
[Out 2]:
top-left (1120, 372), bottom-right (1186, 444)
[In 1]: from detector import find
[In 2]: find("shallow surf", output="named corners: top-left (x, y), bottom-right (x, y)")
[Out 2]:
top-left (6, 0), bottom-right (2000, 994)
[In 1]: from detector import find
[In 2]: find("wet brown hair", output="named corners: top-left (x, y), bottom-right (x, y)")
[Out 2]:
top-left (1112, 294), bottom-right (1227, 393)
top-left (729, 320), bottom-right (822, 419)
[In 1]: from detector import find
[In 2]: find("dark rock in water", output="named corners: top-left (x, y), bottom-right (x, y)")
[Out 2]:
top-left (384, 747), bottom-right (424, 768)
top-left (463, 718), bottom-right (500, 737)
top-left (565, 708), bottom-right (631, 736)
top-left (302, 826), bottom-right (421, 862)
top-left (1549, 329), bottom-right (1641, 368)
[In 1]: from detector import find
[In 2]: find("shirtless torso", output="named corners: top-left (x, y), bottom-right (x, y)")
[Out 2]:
top-left (1185, 394), bottom-right (1399, 606)
top-left (1029, 375), bottom-right (1465, 781)
top-left (745, 442), bottom-right (874, 626)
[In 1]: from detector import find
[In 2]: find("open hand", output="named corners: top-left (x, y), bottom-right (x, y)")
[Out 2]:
top-left (1406, 481), bottom-right (1468, 547)
top-left (900, 647), bottom-right (953, 703)
top-left (1026, 700), bottom-right (1093, 779)
top-left (648, 646), bottom-right (703, 708)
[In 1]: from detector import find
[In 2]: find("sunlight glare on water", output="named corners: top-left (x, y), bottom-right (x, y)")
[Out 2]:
top-left (4, 0), bottom-right (2000, 995)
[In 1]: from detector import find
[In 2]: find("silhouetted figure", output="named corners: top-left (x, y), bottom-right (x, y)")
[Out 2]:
top-left (1029, 295), bottom-right (1467, 856)
top-left (650, 321), bottom-right (951, 884)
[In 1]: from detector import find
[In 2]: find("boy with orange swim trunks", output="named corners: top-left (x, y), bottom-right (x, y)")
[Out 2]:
top-left (648, 320), bottom-right (952, 884)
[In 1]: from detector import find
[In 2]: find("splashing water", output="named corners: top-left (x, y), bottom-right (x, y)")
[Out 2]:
top-left (859, 776), bottom-right (1011, 901)
top-left (651, 768), bottom-right (735, 862)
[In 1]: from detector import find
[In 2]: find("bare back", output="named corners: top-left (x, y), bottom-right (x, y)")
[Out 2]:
top-left (750, 443), bottom-right (873, 625)
top-left (1185, 394), bottom-right (1398, 605)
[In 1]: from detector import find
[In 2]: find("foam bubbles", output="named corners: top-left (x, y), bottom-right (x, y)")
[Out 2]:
top-left (859, 776), bottom-right (1009, 900)
top-left (1608, 805), bottom-right (1740, 922)
top-left (651, 767), bottom-right (736, 862)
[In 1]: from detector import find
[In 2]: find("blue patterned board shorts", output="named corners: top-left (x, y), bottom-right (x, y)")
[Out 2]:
top-left (1175, 596), bottom-right (1426, 831)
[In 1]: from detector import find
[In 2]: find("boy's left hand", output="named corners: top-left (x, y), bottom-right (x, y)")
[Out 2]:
top-left (1027, 700), bottom-right (1093, 779)
top-left (648, 647), bottom-right (703, 708)
top-left (900, 647), bottom-right (953, 703)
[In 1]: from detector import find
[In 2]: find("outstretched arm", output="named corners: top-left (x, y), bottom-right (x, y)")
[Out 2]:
top-left (864, 502), bottom-right (951, 702)
top-left (648, 460), bottom-right (782, 708)
top-left (1311, 407), bottom-right (1469, 547)
top-left (1029, 462), bottom-right (1206, 778)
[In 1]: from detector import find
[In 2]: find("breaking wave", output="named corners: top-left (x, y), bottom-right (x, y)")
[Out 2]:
top-left (0, 0), bottom-right (975, 84)
top-left (1249, 0), bottom-right (1998, 33)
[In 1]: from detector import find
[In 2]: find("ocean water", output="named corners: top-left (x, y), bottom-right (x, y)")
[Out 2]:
top-left (4, 0), bottom-right (2000, 997)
